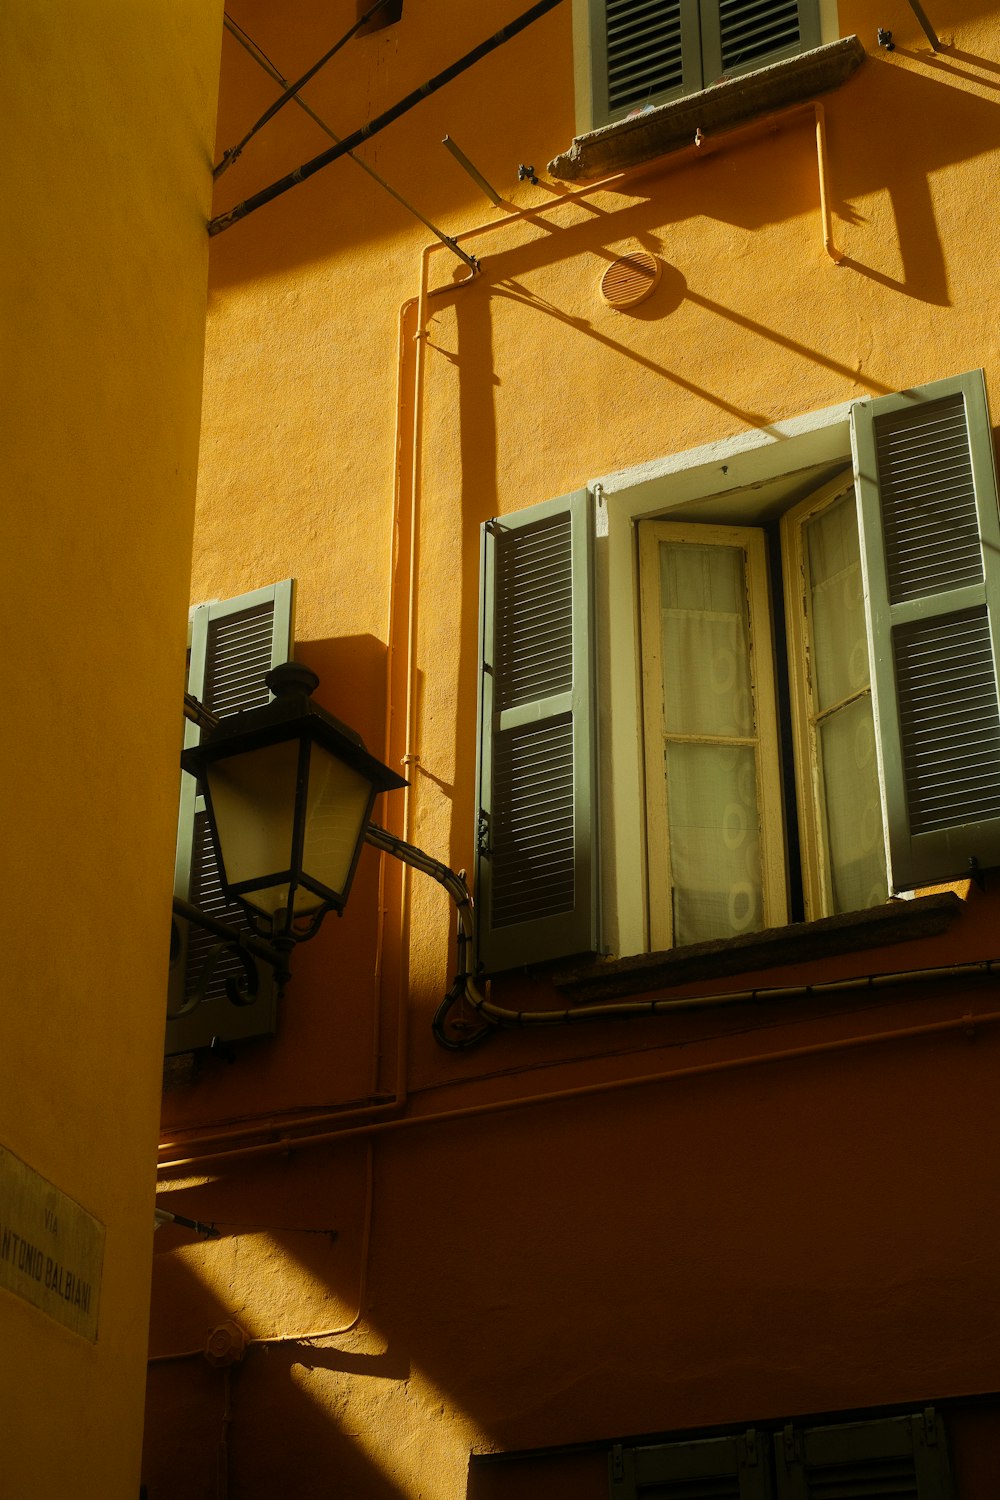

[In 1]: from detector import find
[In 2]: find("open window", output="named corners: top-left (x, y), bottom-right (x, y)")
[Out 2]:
top-left (638, 472), bottom-right (891, 947)
top-left (475, 370), bottom-right (1000, 970)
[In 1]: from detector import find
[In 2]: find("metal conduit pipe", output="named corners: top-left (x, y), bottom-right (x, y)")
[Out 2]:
top-left (369, 295), bottom-right (420, 1105)
top-left (813, 102), bottom-right (841, 262)
top-left (362, 825), bottom-right (496, 1050)
top-left (461, 957), bottom-right (1000, 1027)
top-left (158, 1001), bottom-right (1000, 1173)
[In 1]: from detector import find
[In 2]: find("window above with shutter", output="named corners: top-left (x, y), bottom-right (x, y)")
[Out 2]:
top-left (594, 0), bottom-right (822, 123)
top-left (552, 3), bottom-right (862, 182)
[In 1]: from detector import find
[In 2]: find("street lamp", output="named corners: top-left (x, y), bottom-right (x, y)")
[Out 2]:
top-left (174, 662), bottom-right (492, 1048)
top-left (180, 661), bottom-right (406, 957)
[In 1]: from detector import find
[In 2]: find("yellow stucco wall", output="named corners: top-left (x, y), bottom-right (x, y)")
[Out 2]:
top-left (1, 3), bottom-right (222, 1494)
top-left (149, 0), bottom-right (1000, 1494)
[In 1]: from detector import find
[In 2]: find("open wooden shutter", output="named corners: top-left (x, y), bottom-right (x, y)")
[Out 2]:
top-left (610, 1432), bottom-right (770, 1500)
top-left (774, 1409), bottom-right (954, 1500)
top-left (166, 580), bottom-right (295, 1055)
top-left (475, 492), bottom-right (598, 974)
top-left (852, 369), bottom-right (1000, 889)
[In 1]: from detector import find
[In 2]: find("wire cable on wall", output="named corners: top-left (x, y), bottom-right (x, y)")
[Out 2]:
top-left (215, 0), bottom-right (396, 177)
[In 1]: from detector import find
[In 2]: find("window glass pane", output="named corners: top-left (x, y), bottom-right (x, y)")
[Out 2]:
top-left (302, 749), bottom-right (373, 901)
top-left (805, 494), bottom-right (870, 711)
top-left (819, 694), bottom-right (888, 912)
top-left (664, 742), bottom-right (762, 944)
top-left (804, 492), bottom-right (888, 911)
top-left (659, 543), bottom-right (754, 736)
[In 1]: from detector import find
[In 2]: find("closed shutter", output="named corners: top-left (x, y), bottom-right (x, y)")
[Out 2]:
top-left (852, 369), bottom-right (1000, 889)
top-left (700, 0), bottom-right (820, 82)
top-left (774, 1410), bottom-right (954, 1500)
top-left (165, 580), bottom-right (295, 1055)
top-left (610, 1432), bottom-right (770, 1500)
top-left (589, 0), bottom-right (820, 127)
top-left (475, 491), bottom-right (598, 973)
top-left (590, 0), bottom-right (703, 123)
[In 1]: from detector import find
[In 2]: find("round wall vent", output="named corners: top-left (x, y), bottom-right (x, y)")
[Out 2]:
top-left (600, 250), bottom-right (661, 310)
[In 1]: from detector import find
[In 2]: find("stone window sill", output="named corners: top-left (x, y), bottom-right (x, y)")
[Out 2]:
top-left (551, 892), bottom-right (965, 1003)
top-left (548, 36), bottom-right (866, 183)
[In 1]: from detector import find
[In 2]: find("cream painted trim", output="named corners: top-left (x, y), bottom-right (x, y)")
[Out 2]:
top-left (595, 398), bottom-right (853, 959)
top-left (571, 0), bottom-right (598, 138)
top-left (818, 0), bottom-right (841, 48)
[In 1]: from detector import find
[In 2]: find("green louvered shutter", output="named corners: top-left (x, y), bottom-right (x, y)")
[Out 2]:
top-left (774, 1409), bottom-right (954, 1500)
top-left (699, 0), bottom-right (820, 83)
top-left (475, 492), bottom-right (598, 974)
top-left (589, 0), bottom-right (820, 126)
top-left (610, 1432), bottom-right (770, 1500)
top-left (166, 580), bottom-right (295, 1055)
top-left (591, 0), bottom-right (703, 124)
top-left (852, 370), bottom-right (1000, 890)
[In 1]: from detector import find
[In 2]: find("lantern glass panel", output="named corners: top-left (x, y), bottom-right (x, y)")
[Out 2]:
top-left (206, 740), bottom-right (299, 904)
top-left (302, 746), bottom-right (374, 900)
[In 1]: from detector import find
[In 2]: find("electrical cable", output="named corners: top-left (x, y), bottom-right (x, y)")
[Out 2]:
top-left (363, 832), bottom-right (996, 1048)
top-left (209, 0), bottom-right (566, 234)
top-left (220, 15), bottom-right (475, 267)
top-left (215, 0), bottom-right (395, 177)
top-left (159, 1002), bottom-right (1000, 1173)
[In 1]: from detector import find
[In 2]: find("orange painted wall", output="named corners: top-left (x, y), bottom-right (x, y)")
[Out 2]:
top-left (147, 0), bottom-right (1000, 1494)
